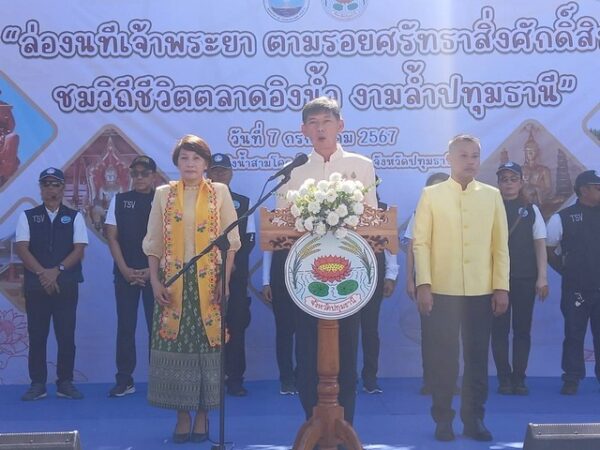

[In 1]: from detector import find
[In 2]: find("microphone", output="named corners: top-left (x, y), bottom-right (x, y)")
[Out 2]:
top-left (268, 153), bottom-right (309, 181)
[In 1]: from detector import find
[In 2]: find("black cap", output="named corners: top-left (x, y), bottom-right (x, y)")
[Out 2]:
top-left (496, 161), bottom-right (523, 178)
top-left (39, 167), bottom-right (65, 183)
top-left (574, 169), bottom-right (600, 195)
top-left (210, 153), bottom-right (232, 169)
top-left (130, 155), bottom-right (157, 171)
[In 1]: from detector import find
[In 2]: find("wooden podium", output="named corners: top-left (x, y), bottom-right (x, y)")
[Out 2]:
top-left (261, 205), bottom-right (398, 450)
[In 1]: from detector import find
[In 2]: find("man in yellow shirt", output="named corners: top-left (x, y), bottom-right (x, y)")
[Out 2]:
top-left (413, 134), bottom-right (509, 442)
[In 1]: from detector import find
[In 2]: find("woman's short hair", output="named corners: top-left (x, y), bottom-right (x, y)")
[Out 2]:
top-left (171, 134), bottom-right (211, 166)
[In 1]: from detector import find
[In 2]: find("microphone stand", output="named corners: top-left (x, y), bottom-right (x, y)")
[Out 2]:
top-left (164, 173), bottom-right (292, 450)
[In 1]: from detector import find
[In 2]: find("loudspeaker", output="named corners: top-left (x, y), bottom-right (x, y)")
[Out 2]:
top-left (524, 423), bottom-right (600, 450)
top-left (0, 431), bottom-right (81, 449)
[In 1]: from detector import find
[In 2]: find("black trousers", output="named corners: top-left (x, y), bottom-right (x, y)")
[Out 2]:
top-left (25, 283), bottom-right (78, 385)
top-left (491, 276), bottom-right (536, 383)
top-left (296, 309), bottom-right (360, 425)
top-left (420, 312), bottom-right (433, 389)
top-left (114, 280), bottom-right (154, 385)
top-left (560, 288), bottom-right (600, 382)
top-left (428, 294), bottom-right (492, 424)
top-left (271, 251), bottom-right (298, 384)
top-left (359, 252), bottom-right (386, 385)
top-left (225, 278), bottom-right (251, 388)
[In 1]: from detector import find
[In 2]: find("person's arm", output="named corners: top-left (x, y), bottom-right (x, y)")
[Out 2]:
top-left (412, 190), bottom-right (433, 315)
top-left (531, 204), bottom-right (548, 301)
top-left (405, 239), bottom-right (416, 301)
top-left (404, 214), bottom-right (416, 301)
top-left (148, 255), bottom-right (170, 306)
top-left (534, 239), bottom-right (549, 301)
top-left (383, 249), bottom-right (398, 297)
top-left (262, 251), bottom-right (273, 303)
top-left (217, 185), bottom-right (241, 303)
top-left (490, 191), bottom-right (510, 316)
top-left (106, 225), bottom-right (144, 285)
top-left (143, 187), bottom-right (169, 304)
top-left (14, 211), bottom-right (56, 294)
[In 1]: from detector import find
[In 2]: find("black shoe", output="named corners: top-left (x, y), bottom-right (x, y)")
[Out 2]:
top-left (513, 380), bottom-right (529, 396)
top-left (463, 419), bottom-right (493, 441)
top-left (435, 422), bottom-right (455, 441)
top-left (363, 381), bottom-right (383, 394)
top-left (227, 384), bottom-right (248, 397)
top-left (108, 383), bottom-right (135, 397)
top-left (190, 417), bottom-right (209, 443)
top-left (560, 381), bottom-right (578, 395)
top-left (21, 383), bottom-right (47, 401)
top-left (280, 381), bottom-right (297, 395)
top-left (172, 431), bottom-right (190, 444)
top-left (56, 381), bottom-right (83, 400)
top-left (497, 380), bottom-right (513, 395)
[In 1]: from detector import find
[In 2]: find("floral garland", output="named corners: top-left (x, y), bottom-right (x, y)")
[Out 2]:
top-left (286, 172), bottom-right (373, 239)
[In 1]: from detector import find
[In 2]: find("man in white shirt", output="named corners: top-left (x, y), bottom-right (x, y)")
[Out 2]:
top-left (15, 167), bottom-right (88, 401)
top-left (273, 96), bottom-right (381, 425)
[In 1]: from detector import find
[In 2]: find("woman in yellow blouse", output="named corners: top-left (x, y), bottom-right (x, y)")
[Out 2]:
top-left (143, 135), bottom-right (240, 443)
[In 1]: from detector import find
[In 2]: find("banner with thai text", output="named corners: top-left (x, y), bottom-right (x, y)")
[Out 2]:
top-left (0, 0), bottom-right (599, 384)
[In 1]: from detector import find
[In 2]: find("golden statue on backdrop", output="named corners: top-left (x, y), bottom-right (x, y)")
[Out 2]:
top-left (521, 124), bottom-right (552, 205)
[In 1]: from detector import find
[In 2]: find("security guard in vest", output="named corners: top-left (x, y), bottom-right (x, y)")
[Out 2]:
top-left (492, 162), bottom-right (548, 396)
top-left (207, 153), bottom-right (255, 396)
top-left (105, 155), bottom-right (157, 397)
top-left (547, 169), bottom-right (600, 395)
top-left (16, 167), bottom-right (88, 401)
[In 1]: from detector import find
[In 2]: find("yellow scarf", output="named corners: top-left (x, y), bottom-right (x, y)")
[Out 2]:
top-left (159, 179), bottom-right (222, 346)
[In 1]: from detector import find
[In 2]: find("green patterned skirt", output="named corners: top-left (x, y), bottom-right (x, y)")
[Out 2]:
top-left (147, 265), bottom-right (220, 411)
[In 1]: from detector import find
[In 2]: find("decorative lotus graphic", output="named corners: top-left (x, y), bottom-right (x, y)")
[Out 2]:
top-left (311, 255), bottom-right (351, 283)
top-left (286, 230), bottom-right (377, 320)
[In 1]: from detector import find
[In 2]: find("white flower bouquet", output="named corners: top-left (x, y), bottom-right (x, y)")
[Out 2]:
top-left (285, 172), bottom-right (371, 239)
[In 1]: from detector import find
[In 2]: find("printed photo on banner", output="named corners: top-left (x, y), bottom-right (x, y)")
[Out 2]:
top-left (0, 71), bottom-right (56, 191)
top-left (583, 103), bottom-right (600, 146)
top-left (0, 198), bottom-right (37, 312)
top-left (478, 119), bottom-right (586, 219)
top-left (61, 126), bottom-right (168, 240)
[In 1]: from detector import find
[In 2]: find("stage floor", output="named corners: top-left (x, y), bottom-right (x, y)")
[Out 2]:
top-left (1, 377), bottom-right (599, 449)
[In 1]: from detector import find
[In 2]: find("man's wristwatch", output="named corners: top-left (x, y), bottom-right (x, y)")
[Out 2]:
top-left (57, 264), bottom-right (65, 272)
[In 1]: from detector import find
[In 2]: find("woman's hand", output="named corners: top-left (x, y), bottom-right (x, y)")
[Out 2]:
top-left (212, 284), bottom-right (229, 305)
top-left (152, 280), bottom-right (171, 306)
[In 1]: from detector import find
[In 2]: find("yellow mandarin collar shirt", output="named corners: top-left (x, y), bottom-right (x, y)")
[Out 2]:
top-left (275, 144), bottom-right (378, 209)
top-left (412, 177), bottom-right (509, 296)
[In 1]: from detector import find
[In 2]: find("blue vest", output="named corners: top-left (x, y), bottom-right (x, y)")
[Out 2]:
top-left (558, 201), bottom-right (600, 290)
top-left (504, 199), bottom-right (537, 279)
top-left (24, 204), bottom-right (83, 289)
top-left (113, 190), bottom-right (154, 283)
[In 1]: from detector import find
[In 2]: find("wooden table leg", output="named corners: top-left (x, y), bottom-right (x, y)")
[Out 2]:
top-left (292, 319), bottom-right (363, 450)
